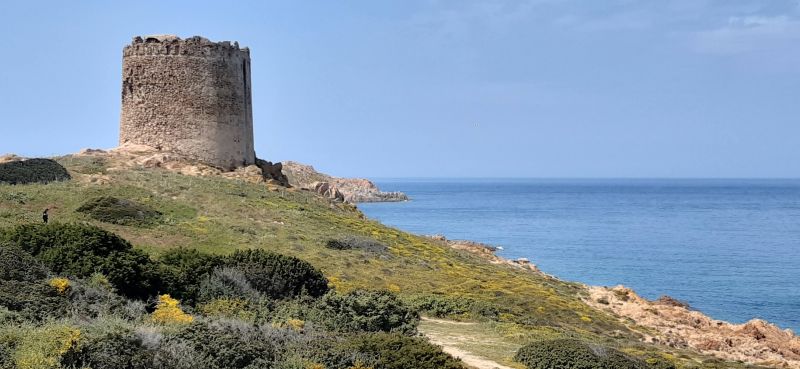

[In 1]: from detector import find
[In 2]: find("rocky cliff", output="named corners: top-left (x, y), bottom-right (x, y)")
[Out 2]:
top-left (282, 161), bottom-right (409, 203)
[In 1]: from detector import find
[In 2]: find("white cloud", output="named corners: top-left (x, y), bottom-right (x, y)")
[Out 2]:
top-left (692, 15), bottom-right (800, 54)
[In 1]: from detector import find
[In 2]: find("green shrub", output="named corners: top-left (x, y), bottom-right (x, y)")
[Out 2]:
top-left (0, 280), bottom-right (68, 321)
top-left (405, 294), bottom-right (500, 320)
top-left (325, 236), bottom-right (388, 254)
top-left (333, 333), bottom-right (462, 369)
top-left (514, 339), bottom-right (647, 369)
top-left (175, 320), bottom-right (279, 369)
top-left (0, 223), bottom-right (161, 299)
top-left (223, 249), bottom-right (328, 300)
top-left (67, 324), bottom-right (148, 369)
top-left (312, 290), bottom-right (419, 335)
top-left (159, 248), bottom-right (224, 305)
top-left (0, 158), bottom-right (70, 185)
top-left (0, 245), bottom-right (48, 282)
top-left (198, 267), bottom-right (264, 303)
top-left (66, 278), bottom-right (146, 321)
top-left (76, 196), bottom-right (162, 227)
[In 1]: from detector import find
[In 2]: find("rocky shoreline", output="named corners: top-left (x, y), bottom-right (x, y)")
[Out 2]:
top-left (282, 161), bottom-right (409, 203)
top-left (429, 235), bottom-right (800, 369)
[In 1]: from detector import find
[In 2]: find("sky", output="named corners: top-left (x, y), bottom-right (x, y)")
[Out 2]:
top-left (0, 0), bottom-right (798, 178)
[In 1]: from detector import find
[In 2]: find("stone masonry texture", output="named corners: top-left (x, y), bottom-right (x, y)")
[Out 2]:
top-left (119, 35), bottom-right (255, 170)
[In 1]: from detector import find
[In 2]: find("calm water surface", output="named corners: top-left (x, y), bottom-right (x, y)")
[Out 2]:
top-left (359, 179), bottom-right (800, 331)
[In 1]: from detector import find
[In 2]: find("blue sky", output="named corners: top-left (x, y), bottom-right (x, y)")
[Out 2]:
top-left (1, 0), bottom-right (798, 178)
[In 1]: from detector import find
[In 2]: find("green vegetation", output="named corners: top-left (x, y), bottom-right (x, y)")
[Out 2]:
top-left (311, 290), bottom-right (419, 334)
top-left (0, 226), bottom-right (457, 368)
top-left (0, 159), bottom-right (70, 185)
top-left (0, 155), bottom-right (774, 369)
top-left (514, 339), bottom-right (653, 369)
top-left (76, 196), bottom-right (162, 227)
top-left (0, 223), bottom-right (160, 299)
top-left (325, 236), bottom-right (388, 255)
top-left (224, 249), bottom-right (329, 299)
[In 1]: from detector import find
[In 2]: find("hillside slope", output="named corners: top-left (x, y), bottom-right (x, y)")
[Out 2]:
top-left (0, 152), bottom-right (785, 369)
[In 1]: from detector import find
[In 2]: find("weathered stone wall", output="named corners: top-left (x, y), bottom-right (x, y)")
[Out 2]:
top-left (119, 35), bottom-right (255, 170)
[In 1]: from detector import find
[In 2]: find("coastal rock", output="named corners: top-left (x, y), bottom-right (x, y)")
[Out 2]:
top-left (585, 285), bottom-right (800, 368)
top-left (309, 181), bottom-right (345, 202)
top-left (282, 161), bottom-right (409, 203)
top-left (425, 235), bottom-right (542, 273)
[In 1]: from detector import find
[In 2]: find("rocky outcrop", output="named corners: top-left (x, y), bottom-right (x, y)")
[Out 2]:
top-left (282, 161), bottom-right (409, 203)
top-left (70, 144), bottom-right (289, 186)
top-left (310, 181), bottom-right (345, 202)
top-left (585, 285), bottom-right (800, 368)
top-left (425, 235), bottom-right (542, 273)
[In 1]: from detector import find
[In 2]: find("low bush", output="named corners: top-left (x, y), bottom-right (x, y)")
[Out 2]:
top-left (67, 324), bottom-right (147, 369)
top-left (312, 290), bottom-right (419, 335)
top-left (0, 245), bottom-right (48, 282)
top-left (514, 339), bottom-right (648, 369)
top-left (197, 267), bottom-right (263, 303)
top-left (8, 322), bottom-right (81, 369)
top-left (223, 249), bottom-right (329, 300)
top-left (0, 280), bottom-right (68, 321)
top-left (0, 158), bottom-right (70, 185)
top-left (198, 298), bottom-right (256, 321)
top-left (159, 248), bottom-right (224, 305)
top-left (150, 295), bottom-right (193, 325)
top-left (405, 294), bottom-right (500, 320)
top-left (0, 223), bottom-right (161, 299)
top-left (325, 236), bottom-right (388, 255)
top-left (332, 333), bottom-right (463, 369)
top-left (65, 277), bottom-right (146, 321)
top-left (76, 196), bottom-right (162, 227)
top-left (175, 320), bottom-right (280, 369)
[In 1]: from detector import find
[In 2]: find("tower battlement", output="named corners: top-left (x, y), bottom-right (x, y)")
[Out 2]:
top-left (119, 35), bottom-right (255, 170)
top-left (123, 35), bottom-right (250, 58)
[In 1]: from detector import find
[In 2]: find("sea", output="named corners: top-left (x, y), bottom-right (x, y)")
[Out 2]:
top-left (358, 179), bottom-right (800, 332)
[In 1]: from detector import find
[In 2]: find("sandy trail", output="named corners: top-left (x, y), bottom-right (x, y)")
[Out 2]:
top-left (421, 318), bottom-right (518, 369)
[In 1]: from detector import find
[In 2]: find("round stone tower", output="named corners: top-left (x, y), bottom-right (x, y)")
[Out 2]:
top-left (119, 35), bottom-right (255, 170)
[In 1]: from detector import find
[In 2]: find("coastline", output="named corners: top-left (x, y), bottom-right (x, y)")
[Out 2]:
top-left (424, 234), bottom-right (800, 369)
top-left (11, 148), bottom-right (798, 368)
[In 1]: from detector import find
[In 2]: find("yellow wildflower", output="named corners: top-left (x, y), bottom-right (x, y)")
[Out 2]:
top-left (151, 294), bottom-right (193, 324)
top-left (48, 277), bottom-right (70, 294)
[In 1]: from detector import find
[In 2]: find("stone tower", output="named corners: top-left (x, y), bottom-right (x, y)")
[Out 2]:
top-left (119, 35), bottom-right (255, 170)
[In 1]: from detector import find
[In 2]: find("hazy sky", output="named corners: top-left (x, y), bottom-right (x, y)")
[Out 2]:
top-left (1, 1), bottom-right (798, 178)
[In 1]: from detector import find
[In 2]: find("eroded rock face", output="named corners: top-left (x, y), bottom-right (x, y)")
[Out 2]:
top-left (585, 285), bottom-right (800, 368)
top-left (119, 35), bottom-right (255, 170)
top-left (309, 181), bottom-right (345, 202)
top-left (282, 161), bottom-right (409, 203)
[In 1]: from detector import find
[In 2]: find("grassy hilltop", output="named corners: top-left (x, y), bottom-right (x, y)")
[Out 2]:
top-left (0, 155), bottom-right (770, 369)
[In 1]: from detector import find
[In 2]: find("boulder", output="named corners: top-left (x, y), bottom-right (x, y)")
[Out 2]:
top-left (309, 181), bottom-right (345, 202)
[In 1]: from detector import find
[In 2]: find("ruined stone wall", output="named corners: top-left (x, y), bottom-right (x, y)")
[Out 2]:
top-left (119, 35), bottom-right (255, 170)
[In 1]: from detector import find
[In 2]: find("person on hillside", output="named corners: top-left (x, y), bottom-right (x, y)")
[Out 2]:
top-left (42, 208), bottom-right (49, 224)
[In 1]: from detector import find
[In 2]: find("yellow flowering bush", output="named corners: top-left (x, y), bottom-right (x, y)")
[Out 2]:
top-left (48, 277), bottom-right (70, 294)
top-left (13, 324), bottom-right (80, 369)
top-left (150, 294), bottom-right (193, 324)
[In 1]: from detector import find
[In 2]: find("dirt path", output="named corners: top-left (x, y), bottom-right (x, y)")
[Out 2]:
top-left (420, 318), bottom-right (519, 369)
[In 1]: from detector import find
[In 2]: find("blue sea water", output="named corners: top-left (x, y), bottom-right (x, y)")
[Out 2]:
top-left (358, 179), bottom-right (800, 332)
